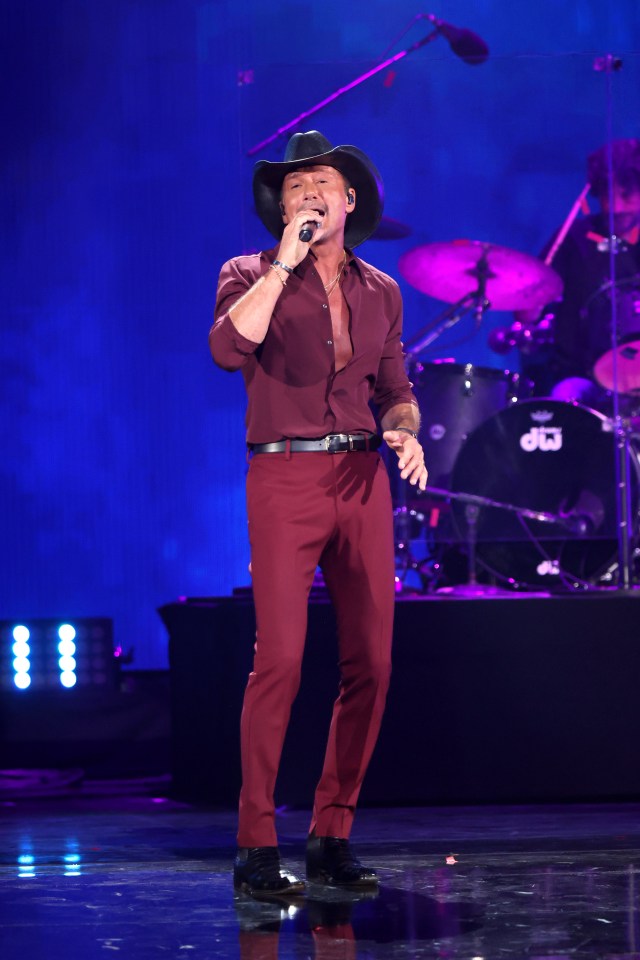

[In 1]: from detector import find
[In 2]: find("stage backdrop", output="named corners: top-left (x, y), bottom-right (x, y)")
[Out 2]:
top-left (3, 1), bottom-right (639, 667)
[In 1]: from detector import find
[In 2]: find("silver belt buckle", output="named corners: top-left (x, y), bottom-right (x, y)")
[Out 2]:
top-left (326, 434), bottom-right (343, 453)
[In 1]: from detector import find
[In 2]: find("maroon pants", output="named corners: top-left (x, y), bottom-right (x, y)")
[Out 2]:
top-left (238, 450), bottom-right (395, 847)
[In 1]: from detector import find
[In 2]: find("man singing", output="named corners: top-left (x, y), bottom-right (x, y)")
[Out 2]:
top-left (210, 130), bottom-right (427, 898)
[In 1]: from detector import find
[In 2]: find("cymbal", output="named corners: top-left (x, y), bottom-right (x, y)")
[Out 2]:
top-left (370, 216), bottom-right (412, 240)
top-left (399, 239), bottom-right (563, 311)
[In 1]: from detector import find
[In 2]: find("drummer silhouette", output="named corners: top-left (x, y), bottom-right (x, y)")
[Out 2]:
top-left (510, 138), bottom-right (640, 408)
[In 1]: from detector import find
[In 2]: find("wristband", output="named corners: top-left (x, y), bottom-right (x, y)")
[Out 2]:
top-left (395, 427), bottom-right (418, 439)
top-left (272, 259), bottom-right (293, 275)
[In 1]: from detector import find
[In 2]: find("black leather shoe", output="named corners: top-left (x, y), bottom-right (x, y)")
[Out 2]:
top-left (306, 836), bottom-right (379, 888)
top-left (233, 846), bottom-right (305, 898)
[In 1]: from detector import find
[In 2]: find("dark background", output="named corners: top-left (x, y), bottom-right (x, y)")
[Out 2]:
top-left (3, 1), bottom-right (639, 668)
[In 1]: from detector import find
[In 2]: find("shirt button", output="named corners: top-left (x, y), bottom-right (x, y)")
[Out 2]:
top-left (327, 339), bottom-right (333, 345)
top-left (322, 303), bottom-right (328, 309)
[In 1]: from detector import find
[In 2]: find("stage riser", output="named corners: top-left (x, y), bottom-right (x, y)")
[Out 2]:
top-left (160, 595), bottom-right (640, 806)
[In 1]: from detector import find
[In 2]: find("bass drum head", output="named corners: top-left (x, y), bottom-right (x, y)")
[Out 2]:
top-left (450, 399), bottom-right (637, 587)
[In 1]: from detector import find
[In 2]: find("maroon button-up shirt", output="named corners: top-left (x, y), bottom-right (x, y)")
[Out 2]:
top-left (210, 247), bottom-right (417, 444)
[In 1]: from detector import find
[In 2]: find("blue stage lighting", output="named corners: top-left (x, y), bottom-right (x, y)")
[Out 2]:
top-left (58, 637), bottom-right (76, 657)
top-left (10, 625), bottom-right (32, 690)
top-left (2, 618), bottom-right (116, 692)
top-left (57, 626), bottom-right (78, 686)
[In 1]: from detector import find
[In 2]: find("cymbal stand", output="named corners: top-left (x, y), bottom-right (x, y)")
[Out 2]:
top-left (404, 248), bottom-right (492, 358)
top-left (595, 53), bottom-right (635, 589)
top-left (464, 503), bottom-right (480, 588)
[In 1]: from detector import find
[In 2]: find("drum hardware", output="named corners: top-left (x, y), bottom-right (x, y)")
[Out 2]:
top-left (488, 314), bottom-right (555, 356)
top-left (594, 276), bottom-right (640, 588)
top-left (412, 485), bottom-right (586, 595)
top-left (402, 278), bottom-right (491, 360)
top-left (401, 243), bottom-right (493, 361)
top-left (425, 485), bottom-right (571, 528)
top-left (399, 239), bottom-right (563, 313)
top-left (405, 360), bottom-right (532, 494)
top-left (594, 53), bottom-right (635, 589)
top-left (402, 479), bottom-right (613, 595)
top-left (613, 414), bottom-right (636, 589)
top-left (447, 399), bottom-right (640, 590)
top-left (400, 240), bottom-right (563, 360)
top-left (393, 505), bottom-right (438, 592)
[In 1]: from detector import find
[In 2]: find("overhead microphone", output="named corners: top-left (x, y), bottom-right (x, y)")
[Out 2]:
top-left (424, 14), bottom-right (489, 66)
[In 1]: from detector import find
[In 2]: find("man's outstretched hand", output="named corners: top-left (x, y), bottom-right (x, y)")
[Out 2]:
top-left (383, 430), bottom-right (428, 491)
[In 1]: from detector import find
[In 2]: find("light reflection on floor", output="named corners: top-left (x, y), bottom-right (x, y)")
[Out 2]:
top-left (1, 798), bottom-right (639, 959)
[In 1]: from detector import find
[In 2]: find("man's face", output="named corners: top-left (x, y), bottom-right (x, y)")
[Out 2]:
top-left (280, 165), bottom-right (353, 243)
top-left (599, 184), bottom-right (640, 234)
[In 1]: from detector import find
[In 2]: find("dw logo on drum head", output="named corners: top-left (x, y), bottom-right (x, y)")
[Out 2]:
top-left (520, 425), bottom-right (563, 452)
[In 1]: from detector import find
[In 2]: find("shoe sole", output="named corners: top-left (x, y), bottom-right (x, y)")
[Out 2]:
top-left (234, 879), bottom-right (306, 899)
top-left (306, 872), bottom-right (379, 889)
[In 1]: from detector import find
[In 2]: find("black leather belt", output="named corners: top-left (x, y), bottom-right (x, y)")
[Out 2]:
top-left (250, 433), bottom-right (381, 454)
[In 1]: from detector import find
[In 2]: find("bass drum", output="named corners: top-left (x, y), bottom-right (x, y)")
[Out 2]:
top-left (450, 399), bottom-right (639, 587)
top-left (412, 361), bottom-right (532, 489)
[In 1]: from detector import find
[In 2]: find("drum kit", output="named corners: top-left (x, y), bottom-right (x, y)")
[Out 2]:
top-left (385, 233), bottom-right (640, 594)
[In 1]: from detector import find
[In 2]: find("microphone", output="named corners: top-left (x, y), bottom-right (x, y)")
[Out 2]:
top-left (299, 220), bottom-right (319, 242)
top-left (425, 14), bottom-right (489, 65)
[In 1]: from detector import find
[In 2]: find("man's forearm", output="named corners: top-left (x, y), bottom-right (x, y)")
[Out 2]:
top-left (381, 403), bottom-right (421, 434)
top-left (228, 265), bottom-right (288, 344)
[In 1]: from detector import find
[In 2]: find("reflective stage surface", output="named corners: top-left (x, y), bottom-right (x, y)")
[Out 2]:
top-left (1, 797), bottom-right (640, 959)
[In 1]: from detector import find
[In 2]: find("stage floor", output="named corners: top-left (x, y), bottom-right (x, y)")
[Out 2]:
top-left (2, 793), bottom-right (640, 959)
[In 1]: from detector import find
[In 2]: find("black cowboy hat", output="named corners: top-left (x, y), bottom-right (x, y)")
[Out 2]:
top-left (253, 130), bottom-right (384, 248)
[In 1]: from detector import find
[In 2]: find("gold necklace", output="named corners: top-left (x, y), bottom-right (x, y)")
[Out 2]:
top-left (322, 252), bottom-right (346, 296)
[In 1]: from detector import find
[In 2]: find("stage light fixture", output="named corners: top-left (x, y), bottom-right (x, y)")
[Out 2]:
top-left (56, 625), bottom-right (78, 686)
top-left (1, 618), bottom-right (116, 692)
top-left (10, 625), bottom-right (32, 689)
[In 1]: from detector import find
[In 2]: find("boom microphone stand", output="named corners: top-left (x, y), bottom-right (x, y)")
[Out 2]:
top-left (421, 485), bottom-right (591, 596)
top-left (246, 15), bottom-right (488, 157)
